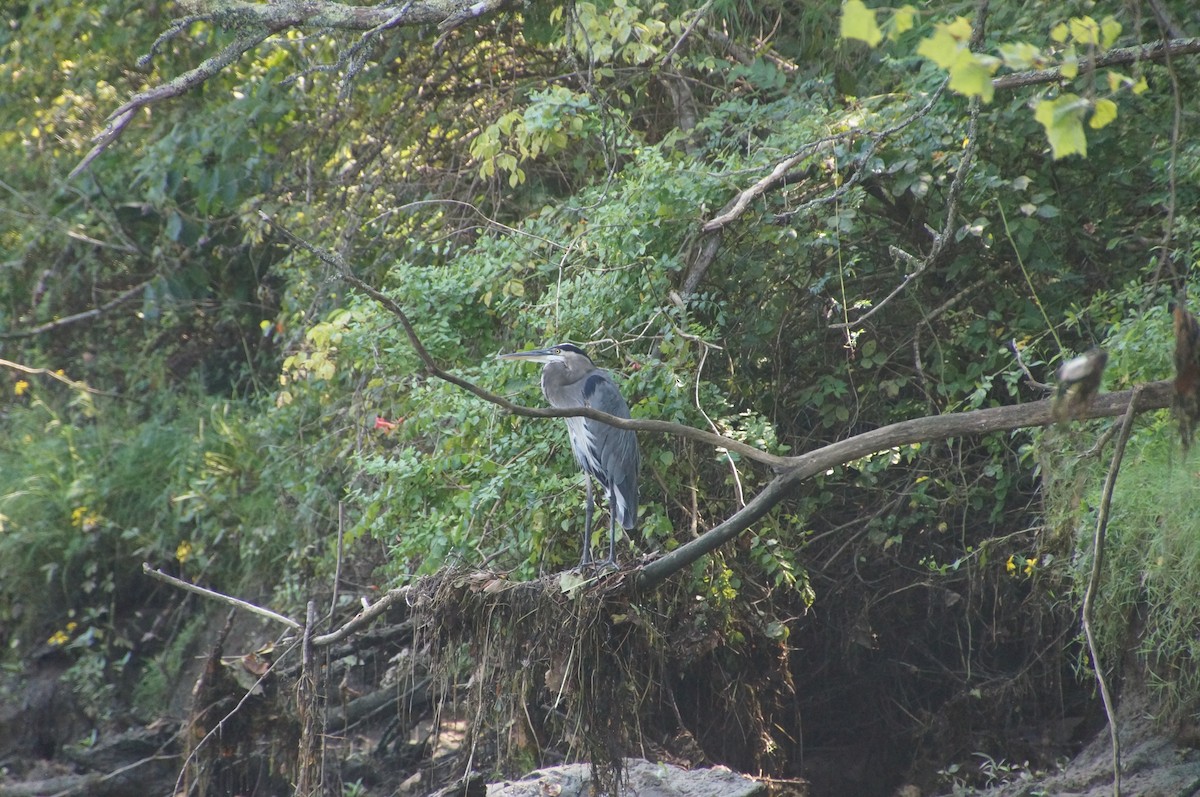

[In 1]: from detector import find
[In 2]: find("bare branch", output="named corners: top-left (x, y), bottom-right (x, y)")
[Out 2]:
top-left (700, 142), bottom-right (830, 234)
top-left (636, 380), bottom-right (1172, 589)
top-left (0, 279), bottom-right (153, 339)
top-left (70, 31), bottom-right (272, 179)
top-left (142, 563), bottom-right (303, 630)
top-left (311, 586), bottom-right (412, 647)
top-left (0, 357), bottom-right (131, 401)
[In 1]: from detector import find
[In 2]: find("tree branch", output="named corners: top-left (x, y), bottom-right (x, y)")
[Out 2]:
top-left (259, 212), bottom-right (794, 469)
top-left (635, 380), bottom-right (1171, 589)
top-left (70, 30), bottom-right (273, 179)
top-left (142, 564), bottom-right (303, 630)
top-left (0, 357), bottom-right (132, 401)
top-left (0, 279), bottom-right (154, 339)
top-left (71, 0), bottom-right (516, 179)
top-left (992, 36), bottom-right (1200, 91)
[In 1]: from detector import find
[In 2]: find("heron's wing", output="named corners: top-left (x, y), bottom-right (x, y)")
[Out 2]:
top-left (580, 372), bottom-right (640, 529)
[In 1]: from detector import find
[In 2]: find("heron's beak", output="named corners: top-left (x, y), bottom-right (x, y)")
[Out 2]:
top-left (497, 348), bottom-right (557, 363)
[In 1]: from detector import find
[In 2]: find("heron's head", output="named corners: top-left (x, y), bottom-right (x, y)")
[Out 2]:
top-left (497, 343), bottom-right (593, 368)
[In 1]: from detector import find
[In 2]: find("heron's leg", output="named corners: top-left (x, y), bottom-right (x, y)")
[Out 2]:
top-left (605, 510), bottom-right (617, 566)
top-left (580, 476), bottom-right (594, 567)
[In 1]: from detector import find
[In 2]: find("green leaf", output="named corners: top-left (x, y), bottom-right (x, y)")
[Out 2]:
top-left (1034, 94), bottom-right (1088, 159)
top-left (916, 17), bottom-right (973, 70)
top-left (916, 28), bottom-right (959, 69)
top-left (948, 51), bottom-right (998, 102)
top-left (887, 5), bottom-right (916, 40)
top-left (1090, 98), bottom-right (1117, 129)
top-left (840, 0), bottom-right (883, 47)
top-left (1100, 16), bottom-right (1122, 49)
top-left (997, 42), bottom-right (1042, 70)
top-left (1068, 16), bottom-right (1099, 46)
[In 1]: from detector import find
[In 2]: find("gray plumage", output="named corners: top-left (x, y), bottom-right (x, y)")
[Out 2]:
top-left (498, 343), bottom-right (639, 567)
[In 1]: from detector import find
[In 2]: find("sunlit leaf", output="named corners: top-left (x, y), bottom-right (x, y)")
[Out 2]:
top-left (840, 0), bottom-right (883, 47)
top-left (1100, 16), bottom-right (1122, 49)
top-left (948, 51), bottom-right (997, 102)
top-left (1068, 16), bottom-right (1099, 46)
top-left (888, 5), bottom-right (916, 39)
top-left (997, 42), bottom-right (1042, 70)
top-left (1034, 94), bottom-right (1088, 159)
top-left (1090, 98), bottom-right (1117, 129)
top-left (916, 28), bottom-right (959, 69)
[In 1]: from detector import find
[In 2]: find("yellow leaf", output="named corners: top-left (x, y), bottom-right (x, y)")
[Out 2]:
top-left (1050, 22), bottom-right (1068, 43)
top-left (997, 42), bottom-right (1042, 70)
top-left (944, 16), bottom-right (972, 41)
top-left (1132, 76), bottom-right (1149, 95)
top-left (948, 51), bottom-right (996, 102)
top-left (889, 4), bottom-right (916, 38)
top-left (1069, 16), bottom-right (1099, 46)
top-left (840, 0), bottom-right (883, 47)
top-left (916, 28), bottom-right (960, 69)
top-left (1034, 94), bottom-right (1088, 159)
top-left (1100, 16), bottom-right (1122, 49)
top-left (1106, 71), bottom-right (1123, 92)
top-left (1090, 98), bottom-right (1117, 129)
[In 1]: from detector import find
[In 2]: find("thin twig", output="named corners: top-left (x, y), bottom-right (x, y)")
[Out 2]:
top-left (0, 357), bottom-right (130, 401)
top-left (0, 279), bottom-right (154, 339)
top-left (71, 30), bottom-right (272, 179)
top-left (1081, 385), bottom-right (1143, 797)
top-left (1010, 339), bottom-right (1051, 392)
top-left (830, 92), bottom-right (981, 331)
top-left (142, 563), bottom-right (302, 630)
top-left (659, 0), bottom-right (715, 68)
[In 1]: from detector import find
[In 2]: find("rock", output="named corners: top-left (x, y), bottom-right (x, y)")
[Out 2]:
top-left (487, 758), bottom-right (767, 797)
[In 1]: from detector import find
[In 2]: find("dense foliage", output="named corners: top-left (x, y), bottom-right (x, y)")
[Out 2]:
top-left (2, 0), bottom-right (1199, 791)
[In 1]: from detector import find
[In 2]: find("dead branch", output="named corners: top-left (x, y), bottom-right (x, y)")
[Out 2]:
top-left (0, 279), bottom-right (154, 339)
top-left (143, 564), bottom-right (303, 630)
top-left (1081, 385), bottom-right (1143, 797)
top-left (70, 30), bottom-right (273, 179)
top-left (0, 357), bottom-right (131, 401)
top-left (635, 380), bottom-right (1172, 590)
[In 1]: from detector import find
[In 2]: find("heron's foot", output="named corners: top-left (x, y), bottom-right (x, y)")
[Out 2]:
top-left (577, 556), bottom-right (619, 574)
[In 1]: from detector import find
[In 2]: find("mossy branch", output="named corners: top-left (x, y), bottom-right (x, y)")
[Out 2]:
top-left (71, 0), bottom-right (516, 178)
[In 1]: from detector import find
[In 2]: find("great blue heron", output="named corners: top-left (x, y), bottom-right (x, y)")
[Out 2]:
top-left (498, 343), bottom-right (639, 567)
